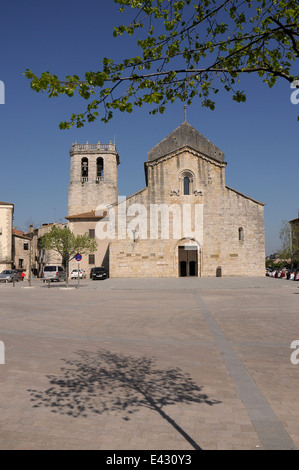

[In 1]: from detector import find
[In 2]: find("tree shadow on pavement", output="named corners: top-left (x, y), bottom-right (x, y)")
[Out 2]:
top-left (28, 349), bottom-right (221, 450)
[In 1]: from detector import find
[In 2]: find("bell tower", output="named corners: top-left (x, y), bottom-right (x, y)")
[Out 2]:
top-left (68, 140), bottom-right (120, 216)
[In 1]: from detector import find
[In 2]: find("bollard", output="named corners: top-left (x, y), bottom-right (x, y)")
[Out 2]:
top-left (47, 280), bottom-right (51, 288)
top-left (13, 278), bottom-right (15, 287)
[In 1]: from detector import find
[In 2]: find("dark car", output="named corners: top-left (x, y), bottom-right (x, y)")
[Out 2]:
top-left (91, 267), bottom-right (107, 280)
top-left (90, 267), bottom-right (102, 279)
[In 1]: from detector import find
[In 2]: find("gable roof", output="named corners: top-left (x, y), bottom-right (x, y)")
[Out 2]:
top-left (147, 121), bottom-right (225, 163)
top-left (13, 228), bottom-right (30, 239)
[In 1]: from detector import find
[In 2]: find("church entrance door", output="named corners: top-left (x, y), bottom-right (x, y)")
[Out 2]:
top-left (178, 246), bottom-right (198, 277)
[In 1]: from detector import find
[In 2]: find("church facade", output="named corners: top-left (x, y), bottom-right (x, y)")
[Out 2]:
top-left (67, 120), bottom-right (265, 278)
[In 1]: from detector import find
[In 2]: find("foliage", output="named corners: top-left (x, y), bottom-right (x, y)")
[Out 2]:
top-left (279, 219), bottom-right (299, 265)
top-left (266, 259), bottom-right (288, 269)
top-left (24, 0), bottom-right (299, 128)
top-left (40, 226), bottom-right (97, 284)
top-left (40, 225), bottom-right (97, 260)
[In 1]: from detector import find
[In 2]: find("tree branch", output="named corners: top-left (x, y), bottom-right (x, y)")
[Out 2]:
top-left (271, 16), bottom-right (299, 57)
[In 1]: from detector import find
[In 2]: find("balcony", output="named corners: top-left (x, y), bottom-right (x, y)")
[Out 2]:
top-left (72, 142), bottom-right (117, 152)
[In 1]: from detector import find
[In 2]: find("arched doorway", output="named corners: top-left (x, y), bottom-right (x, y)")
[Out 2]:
top-left (178, 245), bottom-right (199, 277)
top-left (180, 260), bottom-right (187, 277)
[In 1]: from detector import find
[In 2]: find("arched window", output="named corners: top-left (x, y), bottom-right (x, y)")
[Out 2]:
top-left (179, 170), bottom-right (195, 196)
top-left (183, 176), bottom-right (190, 195)
top-left (81, 157), bottom-right (88, 181)
top-left (97, 157), bottom-right (104, 181)
top-left (238, 227), bottom-right (244, 241)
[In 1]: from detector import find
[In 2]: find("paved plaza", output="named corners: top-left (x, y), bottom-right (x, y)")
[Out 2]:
top-left (0, 276), bottom-right (298, 450)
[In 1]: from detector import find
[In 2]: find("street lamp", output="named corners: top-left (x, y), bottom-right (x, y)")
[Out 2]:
top-left (28, 225), bottom-right (33, 286)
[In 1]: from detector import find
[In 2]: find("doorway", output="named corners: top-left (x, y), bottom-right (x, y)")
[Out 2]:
top-left (178, 246), bottom-right (198, 277)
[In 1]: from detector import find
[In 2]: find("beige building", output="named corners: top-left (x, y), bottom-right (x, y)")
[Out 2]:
top-left (13, 223), bottom-right (66, 278)
top-left (66, 211), bottom-right (108, 275)
top-left (32, 223), bottom-right (66, 277)
top-left (67, 120), bottom-right (265, 278)
top-left (68, 141), bottom-right (119, 216)
top-left (0, 206), bottom-right (66, 278)
top-left (0, 202), bottom-right (14, 271)
top-left (12, 229), bottom-right (30, 274)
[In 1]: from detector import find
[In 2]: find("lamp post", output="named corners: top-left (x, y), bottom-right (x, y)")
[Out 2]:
top-left (28, 225), bottom-right (33, 287)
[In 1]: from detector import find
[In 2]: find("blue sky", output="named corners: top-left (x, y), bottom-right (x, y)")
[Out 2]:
top-left (0, 0), bottom-right (298, 255)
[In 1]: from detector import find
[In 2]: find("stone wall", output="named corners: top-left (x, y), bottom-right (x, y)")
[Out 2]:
top-left (13, 234), bottom-right (30, 272)
top-left (109, 147), bottom-right (265, 278)
top-left (68, 219), bottom-right (109, 276)
top-left (68, 143), bottom-right (119, 216)
top-left (0, 203), bottom-right (14, 271)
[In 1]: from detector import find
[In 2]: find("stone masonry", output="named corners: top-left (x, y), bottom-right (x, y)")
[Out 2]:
top-left (68, 121), bottom-right (265, 278)
top-left (68, 141), bottom-right (119, 216)
top-left (0, 202), bottom-right (14, 271)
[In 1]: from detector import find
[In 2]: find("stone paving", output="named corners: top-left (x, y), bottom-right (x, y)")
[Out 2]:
top-left (0, 276), bottom-right (298, 450)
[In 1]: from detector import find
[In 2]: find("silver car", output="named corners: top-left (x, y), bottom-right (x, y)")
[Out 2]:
top-left (0, 269), bottom-right (21, 283)
top-left (42, 265), bottom-right (66, 282)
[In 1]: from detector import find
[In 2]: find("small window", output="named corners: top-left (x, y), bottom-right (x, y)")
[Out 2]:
top-left (89, 229), bottom-right (95, 238)
top-left (238, 227), bottom-right (244, 241)
top-left (19, 259), bottom-right (23, 269)
top-left (81, 157), bottom-right (89, 179)
top-left (24, 243), bottom-right (29, 250)
top-left (184, 177), bottom-right (190, 195)
top-left (97, 157), bottom-right (104, 179)
top-left (89, 254), bottom-right (95, 265)
top-left (44, 266), bottom-right (56, 272)
top-left (179, 170), bottom-right (194, 195)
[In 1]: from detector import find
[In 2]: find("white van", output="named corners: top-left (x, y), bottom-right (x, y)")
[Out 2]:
top-left (42, 265), bottom-right (66, 282)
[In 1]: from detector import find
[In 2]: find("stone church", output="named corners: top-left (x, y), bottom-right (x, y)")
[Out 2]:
top-left (67, 118), bottom-right (265, 278)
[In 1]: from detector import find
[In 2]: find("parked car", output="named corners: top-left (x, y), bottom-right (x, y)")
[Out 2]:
top-left (90, 267), bottom-right (99, 279)
top-left (90, 267), bottom-right (107, 280)
top-left (42, 265), bottom-right (66, 282)
top-left (90, 267), bottom-right (95, 279)
top-left (0, 269), bottom-right (21, 283)
top-left (71, 269), bottom-right (86, 279)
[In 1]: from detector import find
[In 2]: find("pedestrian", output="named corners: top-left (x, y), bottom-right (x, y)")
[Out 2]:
top-left (21, 271), bottom-right (26, 281)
